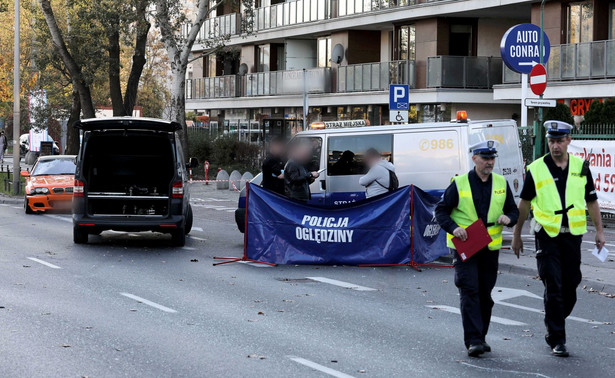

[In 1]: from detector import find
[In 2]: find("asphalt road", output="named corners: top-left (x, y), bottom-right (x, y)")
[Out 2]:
top-left (1, 189), bottom-right (614, 378)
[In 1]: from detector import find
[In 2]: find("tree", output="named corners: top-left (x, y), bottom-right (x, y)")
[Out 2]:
top-left (152, 0), bottom-right (253, 152)
top-left (543, 103), bottom-right (575, 126)
top-left (582, 99), bottom-right (615, 125)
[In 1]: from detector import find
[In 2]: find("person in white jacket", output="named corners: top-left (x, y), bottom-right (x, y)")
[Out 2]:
top-left (359, 148), bottom-right (395, 198)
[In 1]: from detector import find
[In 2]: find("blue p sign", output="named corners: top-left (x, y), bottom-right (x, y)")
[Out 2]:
top-left (389, 84), bottom-right (409, 110)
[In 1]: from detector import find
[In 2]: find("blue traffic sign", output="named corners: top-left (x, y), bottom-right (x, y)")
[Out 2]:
top-left (500, 23), bottom-right (550, 74)
top-left (389, 84), bottom-right (409, 110)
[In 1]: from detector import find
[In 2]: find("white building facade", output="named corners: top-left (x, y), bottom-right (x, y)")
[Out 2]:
top-left (185, 0), bottom-right (615, 138)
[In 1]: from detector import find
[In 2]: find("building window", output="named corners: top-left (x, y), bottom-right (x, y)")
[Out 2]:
top-left (567, 1), bottom-right (594, 43)
top-left (318, 37), bottom-right (332, 67)
top-left (396, 25), bottom-right (415, 61)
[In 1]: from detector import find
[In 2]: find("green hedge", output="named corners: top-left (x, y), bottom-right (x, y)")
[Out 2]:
top-left (188, 133), bottom-right (261, 176)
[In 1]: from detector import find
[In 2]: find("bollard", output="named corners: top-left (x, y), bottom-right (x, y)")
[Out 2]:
top-left (204, 161), bottom-right (210, 185)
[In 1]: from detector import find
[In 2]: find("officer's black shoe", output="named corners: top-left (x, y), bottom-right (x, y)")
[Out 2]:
top-left (552, 344), bottom-right (569, 357)
top-left (482, 342), bottom-right (492, 353)
top-left (467, 344), bottom-right (485, 357)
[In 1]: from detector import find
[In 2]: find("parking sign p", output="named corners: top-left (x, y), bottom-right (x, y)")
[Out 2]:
top-left (394, 87), bottom-right (405, 103)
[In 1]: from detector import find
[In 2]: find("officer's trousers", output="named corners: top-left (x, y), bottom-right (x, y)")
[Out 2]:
top-left (535, 230), bottom-right (583, 347)
top-left (453, 248), bottom-right (499, 348)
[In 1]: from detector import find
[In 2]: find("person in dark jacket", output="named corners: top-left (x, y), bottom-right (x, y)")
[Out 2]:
top-left (284, 143), bottom-right (319, 202)
top-left (261, 137), bottom-right (286, 195)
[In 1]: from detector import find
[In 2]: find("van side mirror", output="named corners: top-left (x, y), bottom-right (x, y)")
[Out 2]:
top-left (188, 157), bottom-right (199, 169)
top-left (20, 170), bottom-right (30, 177)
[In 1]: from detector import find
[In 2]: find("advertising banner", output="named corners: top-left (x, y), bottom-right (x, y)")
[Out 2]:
top-left (411, 186), bottom-right (449, 264)
top-left (245, 184), bottom-right (411, 265)
top-left (569, 140), bottom-right (615, 212)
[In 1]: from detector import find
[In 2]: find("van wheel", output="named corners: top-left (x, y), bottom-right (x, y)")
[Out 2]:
top-left (172, 228), bottom-right (186, 246)
top-left (73, 226), bottom-right (89, 244)
top-left (184, 205), bottom-right (193, 235)
top-left (24, 197), bottom-right (34, 214)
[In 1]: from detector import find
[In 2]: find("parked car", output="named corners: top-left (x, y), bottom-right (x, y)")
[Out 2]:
top-left (22, 155), bottom-right (76, 214)
top-left (72, 117), bottom-right (198, 246)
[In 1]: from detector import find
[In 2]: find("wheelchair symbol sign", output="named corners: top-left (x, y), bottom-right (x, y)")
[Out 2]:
top-left (390, 110), bottom-right (408, 123)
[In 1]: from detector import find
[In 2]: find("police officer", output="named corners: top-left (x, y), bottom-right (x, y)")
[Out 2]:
top-left (436, 140), bottom-right (519, 357)
top-left (512, 121), bottom-right (605, 357)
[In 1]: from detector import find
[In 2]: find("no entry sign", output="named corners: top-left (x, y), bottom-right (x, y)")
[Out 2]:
top-left (529, 64), bottom-right (547, 96)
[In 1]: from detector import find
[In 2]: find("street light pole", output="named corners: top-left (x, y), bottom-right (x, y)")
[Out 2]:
top-left (534, 0), bottom-right (546, 160)
top-left (12, 0), bottom-right (20, 195)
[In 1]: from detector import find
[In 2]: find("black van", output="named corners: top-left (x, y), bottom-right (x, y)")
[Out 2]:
top-left (72, 117), bottom-right (198, 246)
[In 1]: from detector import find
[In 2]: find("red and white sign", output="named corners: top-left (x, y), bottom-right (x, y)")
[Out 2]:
top-left (529, 64), bottom-right (547, 96)
top-left (570, 140), bottom-right (615, 213)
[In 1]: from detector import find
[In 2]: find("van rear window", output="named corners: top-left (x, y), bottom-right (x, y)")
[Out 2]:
top-left (327, 134), bottom-right (393, 176)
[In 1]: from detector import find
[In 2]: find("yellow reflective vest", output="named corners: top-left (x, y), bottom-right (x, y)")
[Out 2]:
top-left (527, 154), bottom-right (587, 237)
top-left (446, 172), bottom-right (507, 251)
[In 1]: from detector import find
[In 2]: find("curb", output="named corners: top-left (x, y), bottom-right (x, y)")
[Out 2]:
top-left (0, 195), bottom-right (22, 205)
top-left (498, 260), bottom-right (615, 295)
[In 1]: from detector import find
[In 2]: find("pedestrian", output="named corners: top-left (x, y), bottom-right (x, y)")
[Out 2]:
top-left (284, 143), bottom-right (319, 202)
top-left (435, 140), bottom-right (519, 357)
top-left (261, 137), bottom-right (286, 196)
top-left (0, 131), bottom-right (7, 163)
top-left (358, 148), bottom-right (397, 198)
top-left (512, 121), bottom-right (605, 358)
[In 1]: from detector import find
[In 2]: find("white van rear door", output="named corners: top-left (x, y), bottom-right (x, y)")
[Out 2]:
top-left (468, 122), bottom-right (525, 199)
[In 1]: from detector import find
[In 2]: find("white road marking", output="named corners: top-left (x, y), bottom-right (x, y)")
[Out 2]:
top-left (27, 257), bottom-right (61, 269)
top-left (192, 226), bottom-right (204, 232)
top-left (182, 247), bottom-right (196, 251)
top-left (609, 348), bottom-right (615, 351)
top-left (119, 293), bottom-right (177, 313)
top-left (188, 235), bottom-right (207, 241)
top-left (496, 301), bottom-right (603, 324)
top-left (288, 356), bottom-right (355, 378)
top-left (238, 260), bottom-right (273, 268)
top-left (205, 198), bottom-right (233, 202)
top-left (459, 361), bottom-right (551, 378)
top-left (44, 214), bottom-right (72, 223)
top-left (426, 305), bottom-right (527, 326)
top-left (192, 203), bottom-right (236, 211)
top-left (306, 277), bottom-right (377, 291)
top-left (0, 203), bottom-right (9, 206)
top-left (492, 287), bottom-right (542, 302)
top-left (12, 206), bottom-right (22, 209)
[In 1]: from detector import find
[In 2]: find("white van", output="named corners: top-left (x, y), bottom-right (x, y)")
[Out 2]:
top-left (235, 119), bottom-right (525, 232)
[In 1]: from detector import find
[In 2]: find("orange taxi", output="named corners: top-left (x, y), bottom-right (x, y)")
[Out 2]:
top-left (22, 155), bottom-right (76, 214)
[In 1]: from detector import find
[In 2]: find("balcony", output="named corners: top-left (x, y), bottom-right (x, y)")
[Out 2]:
top-left (185, 13), bottom-right (241, 42)
top-left (427, 56), bottom-right (503, 89)
top-left (249, 0), bottom-right (455, 32)
top-left (503, 39), bottom-right (615, 84)
top-left (244, 68), bottom-right (331, 96)
top-left (337, 60), bottom-right (415, 92)
top-left (186, 76), bottom-right (240, 100)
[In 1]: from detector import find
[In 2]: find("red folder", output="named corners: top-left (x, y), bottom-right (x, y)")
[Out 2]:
top-left (452, 219), bottom-right (493, 262)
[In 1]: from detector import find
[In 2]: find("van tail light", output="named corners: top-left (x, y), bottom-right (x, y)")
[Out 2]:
top-left (74, 180), bottom-right (84, 197)
top-left (172, 181), bottom-right (183, 199)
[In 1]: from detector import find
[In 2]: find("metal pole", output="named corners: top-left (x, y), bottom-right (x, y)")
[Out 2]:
top-left (521, 73), bottom-right (528, 128)
top-left (534, 0), bottom-right (546, 160)
top-left (12, 0), bottom-right (20, 195)
top-left (302, 68), bottom-right (308, 130)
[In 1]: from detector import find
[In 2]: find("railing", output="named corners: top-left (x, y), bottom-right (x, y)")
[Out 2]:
top-left (181, 14), bottom-right (240, 42)
top-left (337, 60), bottom-right (415, 92)
top-left (253, 0), bottom-right (330, 31)
top-left (249, 0), bottom-right (460, 32)
top-left (503, 39), bottom-right (615, 84)
top-left (243, 68), bottom-right (331, 96)
top-left (186, 76), bottom-right (240, 100)
top-left (427, 56), bottom-right (503, 89)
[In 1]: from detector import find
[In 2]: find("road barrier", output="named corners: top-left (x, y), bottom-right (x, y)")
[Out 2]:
top-left (214, 183), bottom-right (452, 269)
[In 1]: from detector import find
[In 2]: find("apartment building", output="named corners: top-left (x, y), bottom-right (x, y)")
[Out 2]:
top-left (185, 0), bottom-right (615, 139)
